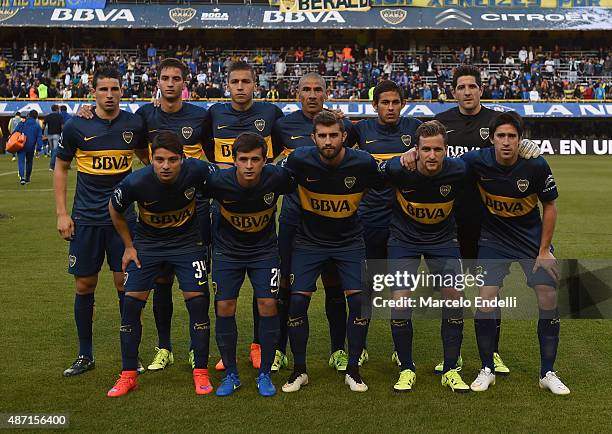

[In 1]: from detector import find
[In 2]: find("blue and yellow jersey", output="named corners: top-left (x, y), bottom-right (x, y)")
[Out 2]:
top-left (206, 101), bottom-right (284, 164)
top-left (284, 146), bottom-right (383, 251)
top-left (461, 148), bottom-right (559, 258)
top-left (207, 165), bottom-right (296, 261)
top-left (383, 156), bottom-right (466, 248)
top-left (57, 111), bottom-right (146, 225)
top-left (347, 116), bottom-right (422, 228)
top-left (136, 103), bottom-right (210, 160)
top-left (272, 110), bottom-right (354, 157)
top-left (110, 159), bottom-right (216, 256)
top-left (273, 109), bottom-right (353, 225)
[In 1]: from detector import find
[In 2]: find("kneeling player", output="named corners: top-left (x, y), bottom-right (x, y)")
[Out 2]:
top-left (106, 131), bottom-right (215, 397)
top-left (384, 120), bottom-right (469, 393)
top-left (209, 133), bottom-right (296, 397)
top-left (462, 112), bottom-right (570, 395)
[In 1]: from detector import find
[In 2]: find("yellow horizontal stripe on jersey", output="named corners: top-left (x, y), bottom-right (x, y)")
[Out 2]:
top-left (183, 143), bottom-right (203, 159)
top-left (298, 186), bottom-right (363, 219)
top-left (281, 147), bottom-right (295, 157)
top-left (138, 200), bottom-right (195, 229)
top-left (478, 184), bottom-right (538, 218)
top-left (214, 136), bottom-right (273, 163)
top-left (395, 191), bottom-right (454, 224)
top-left (370, 153), bottom-right (404, 162)
top-left (219, 204), bottom-right (276, 233)
top-left (75, 149), bottom-right (133, 175)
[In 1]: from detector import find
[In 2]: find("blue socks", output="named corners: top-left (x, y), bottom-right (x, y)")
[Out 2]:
top-left (259, 315), bottom-right (280, 375)
top-left (475, 309), bottom-right (497, 370)
top-left (390, 309), bottom-right (415, 372)
top-left (185, 294), bottom-right (211, 369)
top-left (325, 287), bottom-right (347, 353)
top-left (74, 293), bottom-right (94, 359)
top-left (120, 296), bottom-right (146, 371)
top-left (441, 307), bottom-right (464, 373)
top-left (346, 292), bottom-right (369, 368)
top-left (153, 282), bottom-right (173, 351)
top-left (288, 294), bottom-right (311, 369)
top-left (216, 315), bottom-right (238, 376)
top-left (538, 308), bottom-right (560, 377)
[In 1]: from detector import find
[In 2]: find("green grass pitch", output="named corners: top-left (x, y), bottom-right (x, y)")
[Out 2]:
top-left (0, 155), bottom-right (611, 433)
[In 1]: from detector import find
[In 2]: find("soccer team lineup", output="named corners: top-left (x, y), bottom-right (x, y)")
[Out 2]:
top-left (51, 57), bottom-right (570, 400)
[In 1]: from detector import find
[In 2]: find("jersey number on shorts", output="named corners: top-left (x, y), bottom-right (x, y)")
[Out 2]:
top-left (270, 267), bottom-right (280, 290)
top-left (192, 260), bottom-right (207, 279)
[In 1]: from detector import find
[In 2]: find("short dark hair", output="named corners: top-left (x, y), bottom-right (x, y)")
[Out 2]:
top-left (60, 105), bottom-right (67, 112)
top-left (14, 111), bottom-right (20, 116)
top-left (415, 120), bottom-right (447, 146)
top-left (158, 58), bottom-right (188, 80)
top-left (28, 109), bottom-right (38, 119)
top-left (452, 65), bottom-right (482, 89)
top-left (232, 132), bottom-right (267, 159)
top-left (151, 130), bottom-right (183, 156)
top-left (227, 61), bottom-right (256, 80)
top-left (312, 110), bottom-right (344, 134)
top-left (489, 111), bottom-right (524, 138)
top-left (51, 104), bottom-right (58, 112)
top-left (373, 80), bottom-right (404, 103)
top-left (92, 66), bottom-right (121, 89)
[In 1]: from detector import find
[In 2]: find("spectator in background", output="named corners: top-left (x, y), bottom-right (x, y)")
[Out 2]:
top-left (594, 82), bottom-right (606, 100)
top-left (147, 43), bottom-right (156, 60)
top-left (275, 56), bottom-right (287, 78)
top-left (59, 105), bottom-right (72, 123)
top-left (43, 104), bottom-right (64, 171)
top-left (15, 110), bottom-right (43, 185)
top-left (38, 80), bottom-right (48, 99)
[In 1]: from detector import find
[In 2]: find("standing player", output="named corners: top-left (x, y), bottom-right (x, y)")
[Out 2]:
top-left (106, 131), bottom-right (215, 397)
top-left (433, 65), bottom-right (509, 375)
top-left (54, 67), bottom-right (147, 376)
top-left (463, 112), bottom-right (569, 395)
top-left (383, 120), bottom-right (470, 393)
top-left (282, 111), bottom-right (383, 393)
top-left (206, 61), bottom-right (284, 371)
top-left (346, 80), bottom-right (422, 365)
top-left (272, 72), bottom-right (353, 373)
top-left (207, 133), bottom-right (296, 397)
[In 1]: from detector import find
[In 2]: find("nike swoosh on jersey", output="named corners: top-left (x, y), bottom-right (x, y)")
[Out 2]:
top-left (148, 129), bottom-right (159, 133)
top-left (217, 125), bottom-right (230, 129)
top-left (306, 177), bottom-right (320, 182)
top-left (198, 281), bottom-right (207, 286)
top-left (401, 189), bottom-right (416, 193)
top-left (446, 130), bottom-right (456, 133)
top-left (143, 201), bottom-right (158, 206)
top-left (223, 200), bottom-right (237, 204)
top-left (480, 177), bottom-right (494, 181)
top-left (291, 136), bottom-right (303, 140)
top-left (365, 139), bottom-right (377, 144)
top-left (83, 136), bottom-right (97, 141)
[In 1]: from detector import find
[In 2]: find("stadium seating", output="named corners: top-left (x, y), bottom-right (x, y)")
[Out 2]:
top-left (0, 43), bottom-right (610, 101)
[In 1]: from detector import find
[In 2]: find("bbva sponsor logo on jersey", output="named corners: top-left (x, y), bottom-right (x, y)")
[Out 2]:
top-left (92, 155), bottom-right (130, 170)
top-left (264, 192), bottom-right (275, 205)
top-left (517, 179), bottom-right (529, 192)
top-left (480, 128), bottom-right (489, 140)
top-left (401, 134), bottom-right (411, 147)
top-left (254, 119), bottom-right (265, 132)
top-left (182, 126), bottom-right (193, 140)
top-left (122, 131), bottom-right (133, 144)
top-left (440, 185), bottom-right (451, 197)
top-left (405, 203), bottom-right (449, 223)
top-left (50, 8), bottom-right (135, 22)
top-left (344, 176), bottom-right (356, 189)
top-left (229, 213), bottom-right (272, 231)
top-left (262, 11), bottom-right (345, 23)
top-left (184, 187), bottom-right (196, 200)
top-left (310, 198), bottom-right (351, 213)
top-left (149, 207), bottom-right (194, 226)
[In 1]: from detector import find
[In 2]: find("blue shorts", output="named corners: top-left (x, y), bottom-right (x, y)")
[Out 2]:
top-left (387, 245), bottom-right (463, 287)
top-left (68, 224), bottom-right (123, 276)
top-left (291, 248), bottom-right (364, 292)
top-left (278, 192), bottom-right (301, 225)
top-left (477, 244), bottom-right (557, 288)
top-left (212, 253), bottom-right (280, 301)
top-left (124, 251), bottom-right (209, 293)
top-left (364, 226), bottom-right (389, 260)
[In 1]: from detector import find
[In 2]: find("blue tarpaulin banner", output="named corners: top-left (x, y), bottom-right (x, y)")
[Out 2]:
top-left (0, 0), bottom-right (106, 9)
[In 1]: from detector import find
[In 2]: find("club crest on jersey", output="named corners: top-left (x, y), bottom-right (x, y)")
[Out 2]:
top-left (517, 179), bottom-right (529, 193)
top-left (479, 128), bottom-right (489, 140)
top-left (122, 131), bottom-right (134, 144)
top-left (401, 134), bottom-right (411, 147)
top-left (254, 119), bottom-right (265, 132)
top-left (440, 185), bottom-right (451, 197)
top-left (69, 255), bottom-right (77, 268)
top-left (290, 274), bottom-right (295, 286)
top-left (264, 192), bottom-right (275, 205)
top-left (344, 176), bottom-right (356, 189)
top-left (184, 187), bottom-right (196, 200)
top-left (211, 281), bottom-right (217, 295)
top-left (182, 126), bottom-right (193, 140)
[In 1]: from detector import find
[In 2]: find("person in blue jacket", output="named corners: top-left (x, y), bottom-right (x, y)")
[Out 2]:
top-left (16, 109), bottom-right (43, 185)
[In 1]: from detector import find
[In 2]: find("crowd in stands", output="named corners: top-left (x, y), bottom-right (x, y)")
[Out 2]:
top-left (0, 41), bottom-right (611, 101)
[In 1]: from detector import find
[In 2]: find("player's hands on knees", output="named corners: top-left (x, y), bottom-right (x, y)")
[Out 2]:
top-left (518, 139), bottom-right (541, 159)
top-left (76, 104), bottom-right (94, 119)
top-left (533, 250), bottom-right (559, 283)
top-left (400, 148), bottom-right (418, 171)
top-left (122, 247), bottom-right (141, 273)
top-left (57, 214), bottom-right (75, 241)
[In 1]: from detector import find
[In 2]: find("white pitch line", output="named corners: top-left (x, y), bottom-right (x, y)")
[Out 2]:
top-left (0, 168), bottom-right (50, 177)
